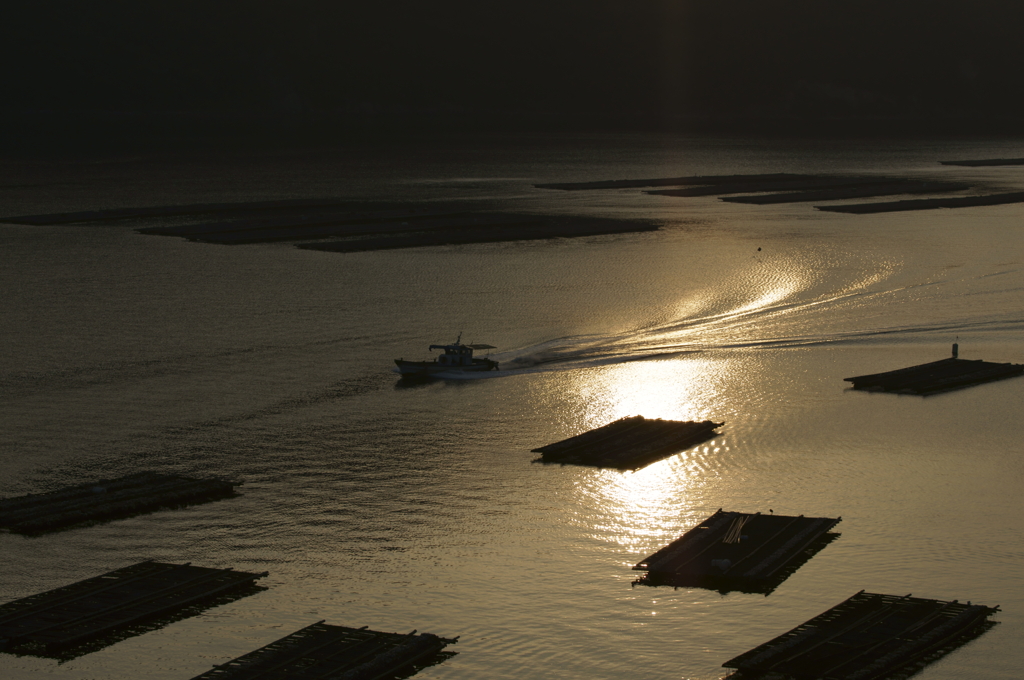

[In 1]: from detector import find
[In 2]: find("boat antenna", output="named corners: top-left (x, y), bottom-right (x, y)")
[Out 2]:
top-left (456, 331), bottom-right (463, 344)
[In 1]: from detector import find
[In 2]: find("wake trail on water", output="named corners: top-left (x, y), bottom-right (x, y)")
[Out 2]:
top-left (448, 265), bottom-right (1024, 380)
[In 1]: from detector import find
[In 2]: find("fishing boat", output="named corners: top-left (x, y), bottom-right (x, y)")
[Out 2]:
top-left (394, 335), bottom-right (498, 377)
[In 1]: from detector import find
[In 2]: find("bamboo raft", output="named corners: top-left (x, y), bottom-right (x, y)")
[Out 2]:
top-left (532, 416), bottom-right (723, 470)
top-left (0, 561), bottom-right (267, 656)
top-left (844, 357), bottom-right (1024, 395)
top-left (633, 509), bottom-right (840, 591)
top-left (0, 471), bottom-right (241, 534)
top-left (190, 621), bottom-right (458, 680)
top-left (723, 591), bottom-right (1000, 679)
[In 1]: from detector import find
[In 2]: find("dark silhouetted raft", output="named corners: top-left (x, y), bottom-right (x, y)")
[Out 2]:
top-left (722, 591), bottom-right (1000, 680)
top-left (633, 509), bottom-right (840, 591)
top-left (0, 561), bottom-right (267, 656)
top-left (0, 471), bottom-right (240, 534)
top-left (844, 357), bottom-right (1024, 395)
top-left (532, 416), bottom-right (722, 470)
top-left (190, 620), bottom-right (458, 680)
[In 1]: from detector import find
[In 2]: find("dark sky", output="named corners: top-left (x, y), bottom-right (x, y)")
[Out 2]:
top-left (4, 1), bottom-right (1023, 139)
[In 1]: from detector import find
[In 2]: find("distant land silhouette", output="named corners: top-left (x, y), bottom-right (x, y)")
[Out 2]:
top-left (4, 1), bottom-right (1024, 148)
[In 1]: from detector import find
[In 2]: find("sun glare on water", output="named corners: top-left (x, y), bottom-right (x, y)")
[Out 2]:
top-left (565, 356), bottom-right (730, 555)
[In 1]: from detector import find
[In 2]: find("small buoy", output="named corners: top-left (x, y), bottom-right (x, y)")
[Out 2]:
top-left (757, 247), bottom-right (762, 251)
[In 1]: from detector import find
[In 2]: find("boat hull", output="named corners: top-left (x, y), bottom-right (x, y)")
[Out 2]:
top-left (394, 358), bottom-right (498, 376)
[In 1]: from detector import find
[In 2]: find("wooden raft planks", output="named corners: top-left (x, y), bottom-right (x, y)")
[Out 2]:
top-left (723, 591), bottom-right (1000, 680)
top-left (532, 416), bottom-right (723, 470)
top-left (0, 561), bottom-right (267, 655)
top-left (634, 509), bottom-right (841, 590)
top-left (190, 620), bottom-right (458, 680)
top-left (0, 471), bottom-right (240, 534)
top-left (844, 357), bottom-right (1024, 395)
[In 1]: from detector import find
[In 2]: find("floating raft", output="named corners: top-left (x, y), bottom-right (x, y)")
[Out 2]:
top-left (723, 591), bottom-right (1000, 680)
top-left (532, 416), bottom-right (722, 470)
top-left (844, 357), bottom-right (1024, 395)
top-left (0, 561), bottom-right (267, 656)
top-left (190, 620), bottom-right (458, 680)
top-left (633, 509), bottom-right (840, 591)
top-left (0, 471), bottom-right (240, 534)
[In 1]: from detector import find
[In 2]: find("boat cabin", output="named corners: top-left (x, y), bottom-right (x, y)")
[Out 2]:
top-left (394, 335), bottom-right (497, 376)
top-left (429, 342), bottom-right (492, 367)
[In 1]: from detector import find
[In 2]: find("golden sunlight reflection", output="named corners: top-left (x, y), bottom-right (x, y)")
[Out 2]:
top-left (572, 444), bottom-right (723, 559)
top-left (573, 356), bottom-right (725, 430)
top-left (646, 257), bottom-right (808, 348)
top-left (567, 356), bottom-right (731, 560)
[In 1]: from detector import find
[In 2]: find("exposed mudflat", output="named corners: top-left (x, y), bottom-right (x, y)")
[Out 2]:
top-left (816, 191), bottom-right (1024, 213)
top-left (940, 158), bottom-right (1024, 167)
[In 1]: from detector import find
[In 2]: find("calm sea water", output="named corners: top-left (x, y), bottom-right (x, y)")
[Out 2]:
top-left (2, 134), bottom-right (1024, 680)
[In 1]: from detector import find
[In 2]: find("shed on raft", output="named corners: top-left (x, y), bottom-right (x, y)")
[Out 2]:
top-left (532, 416), bottom-right (723, 470)
top-left (844, 356), bottom-right (1024, 395)
top-left (0, 471), bottom-right (241, 534)
top-left (633, 509), bottom-right (840, 591)
top-left (0, 561), bottom-right (267, 657)
top-left (723, 591), bottom-right (999, 679)
top-left (189, 621), bottom-right (458, 680)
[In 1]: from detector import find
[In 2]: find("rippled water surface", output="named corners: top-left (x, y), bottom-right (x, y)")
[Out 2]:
top-left (2, 135), bottom-right (1024, 679)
